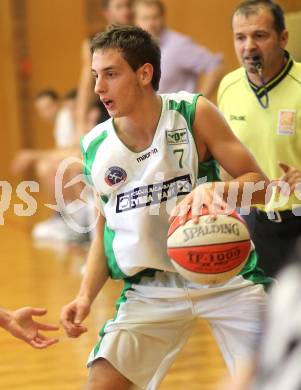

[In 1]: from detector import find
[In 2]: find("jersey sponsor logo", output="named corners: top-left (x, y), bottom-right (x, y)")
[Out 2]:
top-left (116, 174), bottom-right (192, 213)
top-left (136, 148), bottom-right (158, 163)
top-left (105, 166), bottom-right (127, 186)
top-left (229, 115), bottom-right (246, 121)
top-left (166, 128), bottom-right (188, 145)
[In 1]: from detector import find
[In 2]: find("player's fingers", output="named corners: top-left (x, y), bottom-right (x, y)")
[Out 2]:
top-left (206, 191), bottom-right (227, 216)
top-left (74, 305), bottom-right (90, 326)
top-left (28, 339), bottom-right (47, 349)
top-left (60, 306), bottom-right (75, 328)
top-left (169, 194), bottom-right (191, 223)
top-left (191, 190), bottom-right (206, 224)
top-left (286, 172), bottom-right (301, 187)
top-left (28, 335), bottom-right (58, 349)
top-left (271, 179), bottom-right (290, 197)
top-left (36, 332), bottom-right (59, 343)
top-left (35, 321), bottom-right (59, 331)
top-left (60, 318), bottom-right (74, 334)
top-left (178, 202), bottom-right (191, 225)
top-left (29, 307), bottom-right (48, 316)
top-left (67, 325), bottom-right (88, 338)
top-left (30, 338), bottom-right (58, 349)
top-left (169, 200), bottom-right (191, 224)
top-left (278, 161), bottom-right (292, 174)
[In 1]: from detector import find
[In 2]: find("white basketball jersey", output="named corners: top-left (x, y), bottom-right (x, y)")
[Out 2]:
top-left (81, 92), bottom-right (220, 278)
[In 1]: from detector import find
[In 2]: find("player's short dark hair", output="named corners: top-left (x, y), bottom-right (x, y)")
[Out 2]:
top-left (134, 0), bottom-right (165, 15)
top-left (91, 25), bottom-right (161, 91)
top-left (35, 89), bottom-right (59, 101)
top-left (233, 0), bottom-right (286, 35)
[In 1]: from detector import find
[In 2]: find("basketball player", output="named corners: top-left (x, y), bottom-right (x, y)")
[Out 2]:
top-left (0, 306), bottom-right (59, 349)
top-left (61, 26), bottom-right (272, 390)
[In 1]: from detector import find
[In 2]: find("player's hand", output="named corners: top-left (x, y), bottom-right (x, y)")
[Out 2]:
top-left (278, 162), bottom-right (301, 194)
top-left (5, 307), bottom-right (59, 349)
top-left (169, 182), bottom-right (227, 225)
top-left (60, 296), bottom-right (90, 338)
top-left (11, 150), bottom-right (37, 175)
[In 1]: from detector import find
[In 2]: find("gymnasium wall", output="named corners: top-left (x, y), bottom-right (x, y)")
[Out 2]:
top-left (164, 0), bottom-right (301, 72)
top-left (0, 0), bottom-right (300, 181)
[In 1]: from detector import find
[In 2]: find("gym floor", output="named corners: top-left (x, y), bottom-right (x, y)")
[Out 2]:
top-left (0, 221), bottom-right (227, 389)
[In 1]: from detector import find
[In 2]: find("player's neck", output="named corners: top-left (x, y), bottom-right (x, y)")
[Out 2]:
top-left (114, 94), bottom-right (162, 153)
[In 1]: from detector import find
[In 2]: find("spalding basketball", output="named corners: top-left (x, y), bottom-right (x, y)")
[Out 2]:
top-left (167, 208), bottom-right (251, 285)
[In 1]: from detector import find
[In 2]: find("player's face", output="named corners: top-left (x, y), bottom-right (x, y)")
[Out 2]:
top-left (35, 97), bottom-right (59, 122)
top-left (232, 8), bottom-right (288, 75)
top-left (135, 4), bottom-right (163, 38)
top-left (92, 48), bottom-right (143, 118)
top-left (105, 0), bottom-right (132, 25)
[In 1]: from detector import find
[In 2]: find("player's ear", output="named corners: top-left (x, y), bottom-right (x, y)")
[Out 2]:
top-left (279, 29), bottom-right (288, 49)
top-left (138, 63), bottom-right (154, 87)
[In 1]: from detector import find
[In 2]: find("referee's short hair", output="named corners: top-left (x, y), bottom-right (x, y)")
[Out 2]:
top-left (233, 0), bottom-right (286, 35)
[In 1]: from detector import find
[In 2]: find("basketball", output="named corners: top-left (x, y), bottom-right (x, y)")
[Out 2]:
top-left (167, 208), bottom-right (251, 285)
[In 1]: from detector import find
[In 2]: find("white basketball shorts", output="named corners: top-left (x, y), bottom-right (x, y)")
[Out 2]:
top-left (87, 271), bottom-right (268, 389)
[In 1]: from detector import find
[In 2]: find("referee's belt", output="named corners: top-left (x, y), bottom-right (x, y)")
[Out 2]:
top-left (255, 208), bottom-right (301, 223)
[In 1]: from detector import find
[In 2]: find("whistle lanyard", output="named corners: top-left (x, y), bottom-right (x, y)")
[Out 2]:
top-left (247, 53), bottom-right (293, 110)
top-left (256, 72), bottom-right (269, 109)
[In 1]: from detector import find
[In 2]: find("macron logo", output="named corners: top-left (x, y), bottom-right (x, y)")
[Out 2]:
top-left (136, 148), bottom-right (158, 163)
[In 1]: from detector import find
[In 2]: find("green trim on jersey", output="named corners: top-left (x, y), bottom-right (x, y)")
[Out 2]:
top-left (198, 159), bottom-right (220, 183)
top-left (169, 94), bottom-right (201, 132)
top-left (93, 279), bottom-right (133, 357)
top-left (101, 195), bottom-right (109, 204)
top-left (104, 223), bottom-right (128, 280)
top-left (239, 250), bottom-right (273, 290)
top-left (80, 130), bottom-right (108, 185)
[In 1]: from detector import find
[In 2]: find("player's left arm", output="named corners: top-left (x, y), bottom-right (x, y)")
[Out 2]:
top-left (170, 97), bottom-right (270, 224)
top-left (196, 96), bottom-right (269, 197)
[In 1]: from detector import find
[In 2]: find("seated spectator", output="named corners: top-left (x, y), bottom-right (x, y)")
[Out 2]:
top-left (134, 0), bottom-right (224, 99)
top-left (11, 89), bottom-right (89, 242)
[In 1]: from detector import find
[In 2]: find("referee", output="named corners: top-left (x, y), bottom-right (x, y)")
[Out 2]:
top-left (218, 0), bottom-right (301, 277)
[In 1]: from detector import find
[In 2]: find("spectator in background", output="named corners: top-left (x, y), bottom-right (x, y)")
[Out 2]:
top-left (11, 89), bottom-right (88, 242)
top-left (12, 89), bottom-right (76, 169)
top-left (55, 89), bottom-right (77, 148)
top-left (134, 0), bottom-right (224, 99)
top-left (87, 101), bottom-right (108, 130)
top-left (0, 306), bottom-right (58, 349)
top-left (218, 0), bottom-right (301, 277)
top-left (101, 0), bottom-right (133, 26)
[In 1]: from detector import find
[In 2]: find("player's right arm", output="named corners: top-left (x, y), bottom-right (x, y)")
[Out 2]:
top-left (60, 211), bottom-right (109, 338)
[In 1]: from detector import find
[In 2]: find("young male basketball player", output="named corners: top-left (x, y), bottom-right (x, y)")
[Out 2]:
top-left (61, 26), bottom-right (271, 390)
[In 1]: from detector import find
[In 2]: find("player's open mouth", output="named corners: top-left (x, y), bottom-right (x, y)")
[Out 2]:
top-left (103, 99), bottom-right (114, 109)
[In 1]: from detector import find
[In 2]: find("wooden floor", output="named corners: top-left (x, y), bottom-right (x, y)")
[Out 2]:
top-left (0, 219), bottom-right (227, 390)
